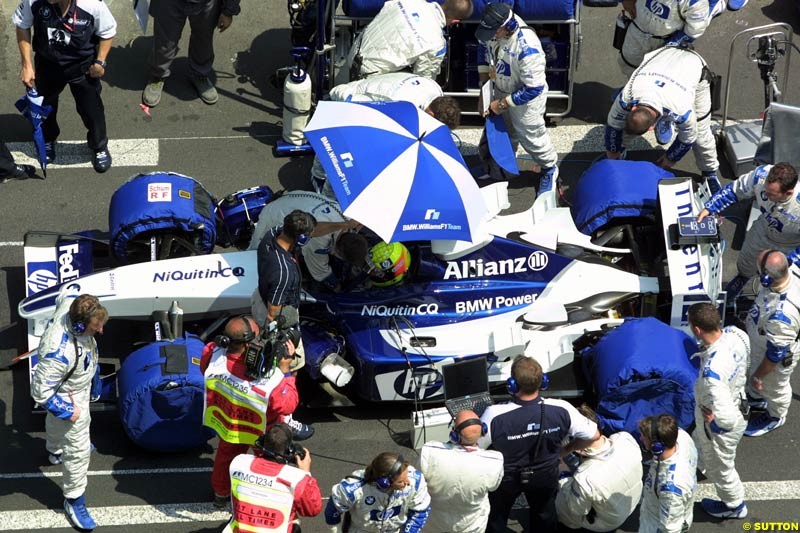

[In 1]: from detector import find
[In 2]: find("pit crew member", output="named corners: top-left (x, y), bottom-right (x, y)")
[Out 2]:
top-left (225, 423), bottom-right (322, 532)
top-left (605, 46), bottom-right (721, 193)
top-left (14, 0), bottom-right (117, 173)
top-left (419, 409), bottom-right (504, 533)
top-left (346, 0), bottom-right (473, 81)
top-left (478, 356), bottom-right (600, 532)
top-left (637, 414), bottom-right (698, 533)
top-left (687, 302), bottom-right (749, 519)
top-left (325, 452), bottom-right (431, 532)
top-left (744, 250), bottom-right (800, 437)
top-left (201, 315), bottom-right (300, 508)
top-left (310, 74), bottom-right (461, 198)
top-left (555, 405), bottom-right (643, 532)
top-left (618, 0), bottom-right (712, 73)
top-left (476, 2), bottom-right (559, 194)
top-left (697, 163), bottom-right (800, 300)
top-left (248, 191), bottom-right (368, 292)
top-left (31, 291), bottom-right (108, 531)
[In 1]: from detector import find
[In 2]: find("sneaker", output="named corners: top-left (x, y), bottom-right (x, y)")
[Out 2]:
top-left (49, 452), bottom-right (62, 465)
top-left (64, 495), bottom-right (97, 531)
top-left (746, 394), bottom-right (768, 410)
top-left (701, 498), bottom-right (748, 519)
top-left (92, 149), bottom-right (112, 173)
top-left (0, 164), bottom-right (36, 183)
top-left (702, 170), bottom-right (722, 195)
top-left (725, 275), bottom-right (749, 301)
top-left (284, 414), bottom-right (314, 441)
top-left (190, 74), bottom-right (219, 105)
top-left (727, 0), bottom-right (747, 10)
top-left (142, 79), bottom-right (164, 107)
top-left (212, 493), bottom-right (229, 509)
top-left (655, 118), bottom-right (675, 145)
top-left (539, 166), bottom-right (559, 194)
top-left (44, 141), bottom-right (56, 164)
top-left (744, 412), bottom-right (785, 437)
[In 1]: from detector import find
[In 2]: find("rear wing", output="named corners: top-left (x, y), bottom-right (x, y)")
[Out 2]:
top-left (657, 179), bottom-right (724, 333)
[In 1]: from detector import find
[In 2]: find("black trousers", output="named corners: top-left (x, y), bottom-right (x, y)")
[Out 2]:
top-left (487, 472), bottom-right (559, 533)
top-left (0, 141), bottom-right (15, 175)
top-left (35, 55), bottom-right (108, 151)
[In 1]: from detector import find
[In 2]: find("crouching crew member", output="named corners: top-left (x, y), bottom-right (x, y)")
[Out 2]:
top-left (556, 405), bottom-right (643, 532)
top-left (225, 423), bottom-right (322, 532)
top-left (325, 452), bottom-right (431, 532)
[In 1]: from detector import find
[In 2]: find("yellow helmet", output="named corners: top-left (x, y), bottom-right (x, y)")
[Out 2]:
top-left (369, 242), bottom-right (411, 287)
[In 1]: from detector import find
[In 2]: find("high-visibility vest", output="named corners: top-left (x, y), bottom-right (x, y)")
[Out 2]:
top-left (203, 347), bottom-right (283, 444)
top-left (229, 454), bottom-right (310, 532)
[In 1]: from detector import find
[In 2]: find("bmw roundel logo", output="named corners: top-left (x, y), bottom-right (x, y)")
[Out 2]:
top-left (527, 251), bottom-right (548, 271)
top-left (365, 496), bottom-right (376, 505)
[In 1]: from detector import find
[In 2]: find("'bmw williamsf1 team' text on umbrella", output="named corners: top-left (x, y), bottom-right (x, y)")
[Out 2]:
top-left (304, 101), bottom-right (488, 243)
top-left (15, 87), bottom-right (53, 178)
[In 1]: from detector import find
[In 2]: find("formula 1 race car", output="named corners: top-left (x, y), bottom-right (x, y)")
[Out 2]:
top-left (18, 161), bottom-right (722, 406)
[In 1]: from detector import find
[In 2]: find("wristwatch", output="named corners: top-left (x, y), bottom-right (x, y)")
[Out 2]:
top-left (498, 98), bottom-right (508, 111)
top-left (94, 60), bottom-right (107, 68)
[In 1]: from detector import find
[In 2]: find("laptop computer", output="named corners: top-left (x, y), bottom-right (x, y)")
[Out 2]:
top-left (442, 356), bottom-right (493, 418)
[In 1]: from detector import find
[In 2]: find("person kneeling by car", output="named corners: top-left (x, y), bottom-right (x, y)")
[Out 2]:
top-left (223, 423), bottom-right (322, 533)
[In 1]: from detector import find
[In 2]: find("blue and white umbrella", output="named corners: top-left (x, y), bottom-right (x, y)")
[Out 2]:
top-left (304, 101), bottom-right (488, 243)
top-left (15, 87), bottom-right (52, 177)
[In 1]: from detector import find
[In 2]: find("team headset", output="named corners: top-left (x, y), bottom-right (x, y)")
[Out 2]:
top-left (759, 249), bottom-right (780, 287)
top-left (367, 455), bottom-right (406, 491)
top-left (214, 315), bottom-right (256, 348)
top-left (293, 213), bottom-right (317, 248)
top-left (649, 418), bottom-right (665, 456)
top-left (506, 373), bottom-right (550, 395)
top-left (254, 424), bottom-right (306, 464)
top-left (70, 298), bottom-right (100, 336)
top-left (449, 418), bottom-right (488, 444)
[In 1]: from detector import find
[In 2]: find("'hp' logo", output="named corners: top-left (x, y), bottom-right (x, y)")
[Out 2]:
top-left (340, 152), bottom-right (354, 168)
top-left (528, 251), bottom-right (548, 271)
top-left (27, 269), bottom-right (58, 294)
top-left (424, 209), bottom-right (441, 221)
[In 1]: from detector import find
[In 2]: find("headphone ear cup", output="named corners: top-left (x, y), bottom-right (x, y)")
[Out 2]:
top-left (73, 321), bottom-right (86, 335)
top-left (481, 422), bottom-right (488, 436)
top-left (214, 335), bottom-right (231, 349)
top-left (506, 377), bottom-right (518, 395)
top-left (541, 373), bottom-right (550, 391)
top-left (449, 429), bottom-right (460, 443)
top-left (375, 476), bottom-right (391, 490)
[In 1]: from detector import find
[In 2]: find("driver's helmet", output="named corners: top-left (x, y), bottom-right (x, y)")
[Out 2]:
top-left (368, 242), bottom-right (411, 287)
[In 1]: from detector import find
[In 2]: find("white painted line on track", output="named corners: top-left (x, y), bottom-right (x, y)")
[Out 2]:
top-left (0, 466), bottom-right (212, 480)
top-left (696, 479), bottom-right (800, 502)
top-left (0, 242), bottom-right (24, 247)
top-left (1, 503), bottom-right (230, 531)
top-left (8, 139), bottom-right (159, 168)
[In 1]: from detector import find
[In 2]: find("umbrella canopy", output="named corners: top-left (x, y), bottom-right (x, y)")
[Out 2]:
top-left (15, 87), bottom-right (52, 177)
top-left (304, 101), bottom-right (488, 243)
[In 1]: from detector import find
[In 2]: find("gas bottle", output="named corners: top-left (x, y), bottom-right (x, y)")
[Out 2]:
top-left (283, 47), bottom-right (312, 145)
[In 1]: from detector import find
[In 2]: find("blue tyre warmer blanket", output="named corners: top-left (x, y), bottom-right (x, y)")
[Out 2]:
top-left (118, 334), bottom-right (214, 452)
top-left (108, 172), bottom-right (216, 263)
top-left (571, 160), bottom-right (674, 235)
top-left (342, 0), bottom-right (573, 20)
top-left (580, 317), bottom-right (699, 439)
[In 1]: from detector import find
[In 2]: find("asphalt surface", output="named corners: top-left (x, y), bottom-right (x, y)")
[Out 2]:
top-left (1, 0), bottom-right (800, 531)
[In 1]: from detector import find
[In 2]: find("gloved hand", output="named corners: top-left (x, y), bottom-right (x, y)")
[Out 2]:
top-left (666, 30), bottom-right (693, 47)
top-left (787, 249), bottom-right (800, 266)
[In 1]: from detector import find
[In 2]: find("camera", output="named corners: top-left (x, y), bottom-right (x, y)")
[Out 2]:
top-left (244, 322), bottom-right (302, 380)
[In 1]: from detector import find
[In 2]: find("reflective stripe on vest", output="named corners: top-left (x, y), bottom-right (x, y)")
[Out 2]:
top-left (203, 348), bottom-right (282, 445)
top-left (229, 454), bottom-right (309, 533)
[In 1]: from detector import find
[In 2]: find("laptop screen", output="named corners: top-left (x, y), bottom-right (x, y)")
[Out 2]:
top-left (442, 357), bottom-right (490, 399)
